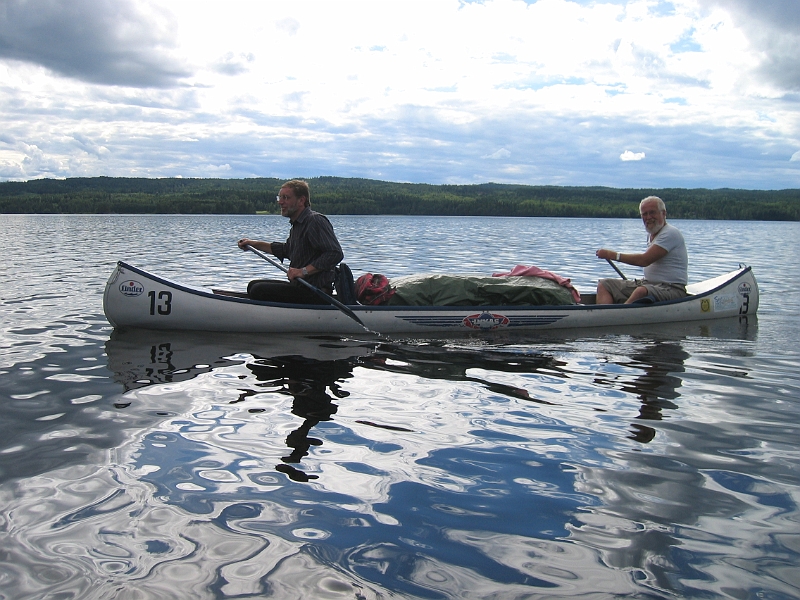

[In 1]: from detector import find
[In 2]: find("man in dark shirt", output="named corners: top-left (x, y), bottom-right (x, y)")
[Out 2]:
top-left (238, 180), bottom-right (344, 303)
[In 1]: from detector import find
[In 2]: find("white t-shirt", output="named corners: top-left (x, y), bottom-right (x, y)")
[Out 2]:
top-left (643, 223), bottom-right (688, 284)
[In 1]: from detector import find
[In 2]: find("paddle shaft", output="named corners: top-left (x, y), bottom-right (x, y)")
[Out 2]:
top-left (606, 258), bottom-right (628, 280)
top-left (244, 245), bottom-right (377, 334)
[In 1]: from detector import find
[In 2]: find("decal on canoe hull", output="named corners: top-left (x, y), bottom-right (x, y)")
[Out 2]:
top-left (713, 294), bottom-right (738, 312)
top-left (119, 280), bottom-right (144, 297)
top-left (396, 313), bottom-right (567, 329)
top-left (463, 313), bottom-right (509, 330)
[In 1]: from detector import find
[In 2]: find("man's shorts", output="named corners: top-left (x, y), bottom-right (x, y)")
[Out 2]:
top-left (599, 278), bottom-right (688, 304)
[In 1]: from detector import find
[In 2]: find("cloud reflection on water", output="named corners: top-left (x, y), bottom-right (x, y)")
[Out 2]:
top-left (4, 316), bottom-right (797, 598)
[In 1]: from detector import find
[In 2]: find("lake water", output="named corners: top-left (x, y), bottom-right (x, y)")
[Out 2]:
top-left (1, 214), bottom-right (799, 599)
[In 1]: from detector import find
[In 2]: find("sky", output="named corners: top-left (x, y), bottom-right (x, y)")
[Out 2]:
top-left (1, 0), bottom-right (799, 189)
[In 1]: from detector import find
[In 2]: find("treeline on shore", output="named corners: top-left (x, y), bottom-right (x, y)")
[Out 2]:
top-left (1, 176), bottom-right (799, 220)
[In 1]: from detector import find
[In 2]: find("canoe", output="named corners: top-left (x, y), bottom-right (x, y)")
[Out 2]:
top-left (103, 260), bottom-right (759, 334)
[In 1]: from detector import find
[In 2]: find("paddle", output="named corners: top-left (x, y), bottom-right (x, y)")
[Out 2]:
top-left (244, 245), bottom-right (378, 335)
top-left (606, 258), bottom-right (628, 280)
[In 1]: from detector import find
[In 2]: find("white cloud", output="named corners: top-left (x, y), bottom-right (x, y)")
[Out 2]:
top-left (620, 150), bottom-right (646, 162)
top-left (212, 53), bottom-right (256, 76)
top-left (17, 143), bottom-right (68, 179)
top-left (0, 0), bottom-right (798, 188)
top-left (72, 133), bottom-right (110, 158)
top-left (484, 149), bottom-right (511, 160)
top-left (791, 151), bottom-right (800, 162)
top-left (275, 17), bottom-right (301, 36)
top-left (700, 0), bottom-right (800, 90)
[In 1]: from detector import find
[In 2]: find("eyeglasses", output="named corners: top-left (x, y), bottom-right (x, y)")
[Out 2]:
top-left (276, 194), bottom-right (294, 202)
top-left (640, 209), bottom-right (662, 217)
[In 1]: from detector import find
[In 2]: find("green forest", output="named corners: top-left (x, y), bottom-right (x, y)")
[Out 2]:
top-left (1, 176), bottom-right (799, 220)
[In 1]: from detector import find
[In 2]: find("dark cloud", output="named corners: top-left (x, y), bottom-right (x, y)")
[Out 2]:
top-left (0, 0), bottom-right (191, 88)
top-left (725, 0), bottom-right (800, 33)
top-left (702, 0), bottom-right (800, 91)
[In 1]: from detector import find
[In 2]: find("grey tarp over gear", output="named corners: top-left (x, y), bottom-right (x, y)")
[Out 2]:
top-left (386, 274), bottom-right (577, 307)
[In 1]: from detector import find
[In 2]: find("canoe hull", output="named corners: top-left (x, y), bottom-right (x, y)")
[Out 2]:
top-left (103, 261), bottom-right (759, 334)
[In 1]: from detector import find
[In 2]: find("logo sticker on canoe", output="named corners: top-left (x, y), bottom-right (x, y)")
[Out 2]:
top-left (463, 312), bottom-right (510, 330)
top-left (738, 282), bottom-right (752, 295)
top-left (713, 294), bottom-right (738, 312)
top-left (119, 280), bottom-right (144, 297)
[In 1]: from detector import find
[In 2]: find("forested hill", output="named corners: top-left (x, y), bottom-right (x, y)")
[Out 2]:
top-left (1, 176), bottom-right (799, 220)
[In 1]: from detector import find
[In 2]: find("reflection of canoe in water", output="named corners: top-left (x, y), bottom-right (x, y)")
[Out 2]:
top-left (104, 261), bottom-right (759, 334)
top-left (104, 328), bottom-right (562, 409)
top-left (105, 329), bottom-right (377, 391)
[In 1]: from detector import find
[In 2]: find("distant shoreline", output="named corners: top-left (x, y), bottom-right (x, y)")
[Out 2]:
top-left (2, 176), bottom-right (799, 220)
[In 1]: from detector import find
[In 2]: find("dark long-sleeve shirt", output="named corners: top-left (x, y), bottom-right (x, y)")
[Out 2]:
top-left (271, 207), bottom-right (343, 290)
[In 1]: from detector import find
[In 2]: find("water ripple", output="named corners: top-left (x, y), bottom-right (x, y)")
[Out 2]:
top-left (2, 215), bottom-right (799, 599)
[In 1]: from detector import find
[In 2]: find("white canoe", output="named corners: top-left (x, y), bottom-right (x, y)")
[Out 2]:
top-left (103, 261), bottom-right (759, 334)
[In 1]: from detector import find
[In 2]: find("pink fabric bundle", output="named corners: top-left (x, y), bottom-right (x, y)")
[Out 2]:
top-left (492, 265), bottom-right (581, 303)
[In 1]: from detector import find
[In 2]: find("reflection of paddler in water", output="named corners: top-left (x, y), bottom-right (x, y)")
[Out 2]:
top-left (242, 354), bottom-right (356, 482)
top-left (366, 343), bottom-right (563, 405)
top-left (614, 340), bottom-right (689, 443)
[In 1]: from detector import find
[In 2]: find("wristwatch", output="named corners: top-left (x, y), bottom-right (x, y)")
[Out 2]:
top-left (301, 267), bottom-right (308, 276)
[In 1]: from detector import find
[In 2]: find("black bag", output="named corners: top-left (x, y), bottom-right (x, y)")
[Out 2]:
top-left (333, 263), bottom-right (358, 305)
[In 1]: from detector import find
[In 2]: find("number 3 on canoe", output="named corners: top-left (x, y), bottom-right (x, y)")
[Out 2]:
top-left (148, 290), bottom-right (173, 316)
